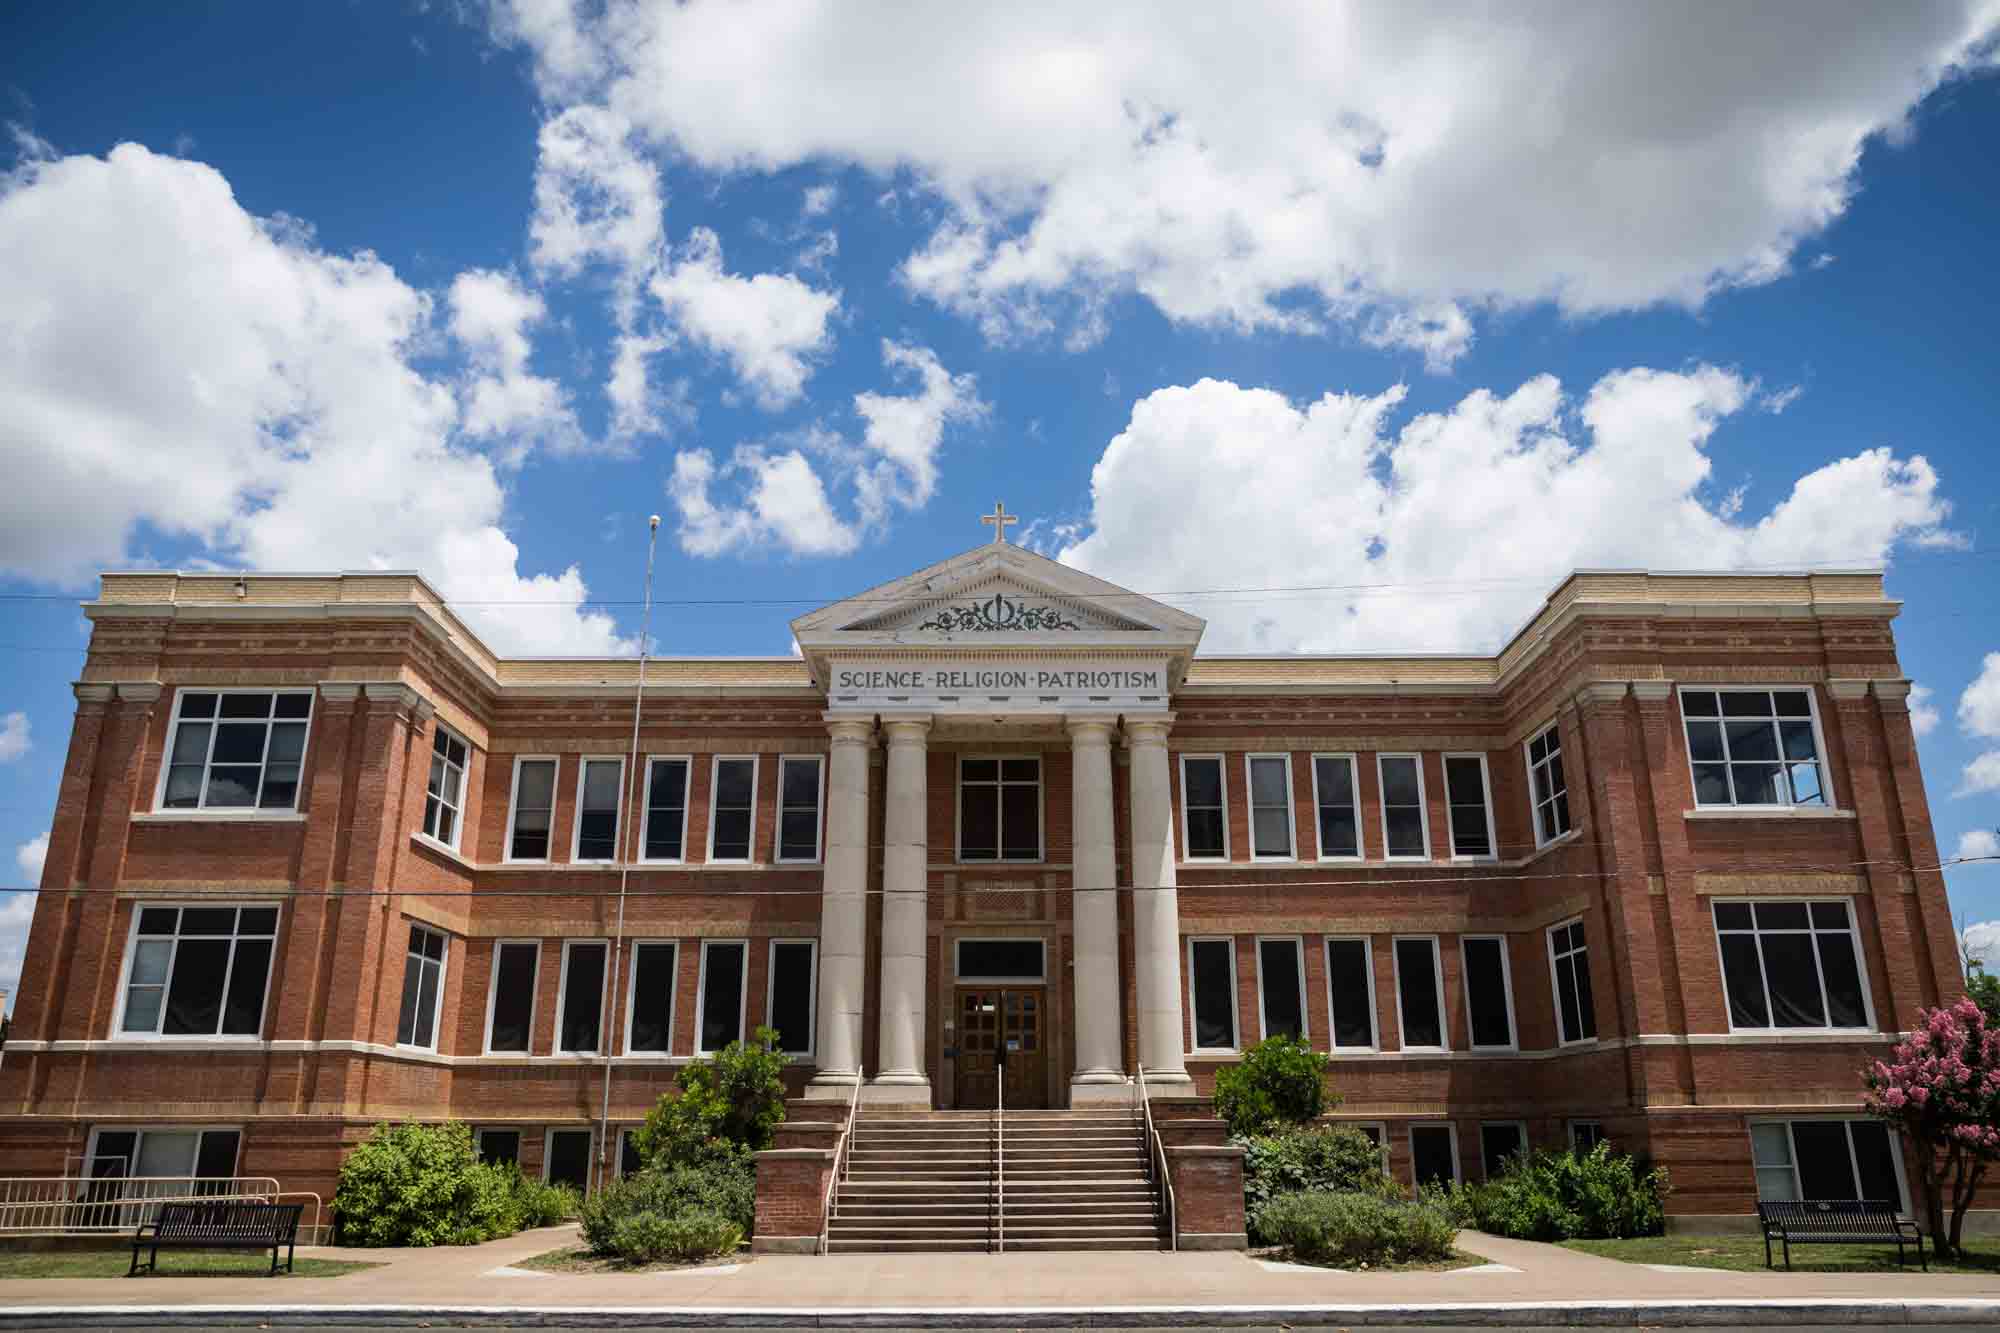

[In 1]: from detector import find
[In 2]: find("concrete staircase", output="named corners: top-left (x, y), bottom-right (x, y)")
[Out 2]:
top-left (824, 1108), bottom-right (1163, 1253)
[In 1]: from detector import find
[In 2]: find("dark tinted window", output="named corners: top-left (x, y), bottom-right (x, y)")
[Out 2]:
top-left (1395, 938), bottom-right (1442, 1048)
top-left (545, 1130), bottom-right (591, 1192)
top-left (628, 942), bottom-right (676, 1053)
top-left (1411, 1126), bottom-right (1455, 1186)
top-left (1190, 939), bottom-right (1237, 1050)
top-left (644, 759), bottom-right (689, 860)
top-left (1479, 1123), bottom-right (1523, 1179)
top-left (958, 939), bottom-right (1045, 979)
top-left (768, 941), bottom-right (815, 1054)
top-left (700, 942), bottom-right (747, 1051)
top-left (487, 942), bottom-right (538, 1052)
top-left (1182, 757), bottom-right (1226, 858)
top-left (1314, 756), bottom-right (1359, 857)
top-left (560, 942), bottom-right (607, 1052)
top-left (1462, 937), bottom-right (1512, 1048)
top-left (1258, 939), bottom-right (1304, 1040)
top-left (1326, 939), bottom-right (1373, 1047)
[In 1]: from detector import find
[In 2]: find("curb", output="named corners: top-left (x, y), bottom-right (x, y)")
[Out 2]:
top-left (0, 1300), bottom-right (1998, 1327)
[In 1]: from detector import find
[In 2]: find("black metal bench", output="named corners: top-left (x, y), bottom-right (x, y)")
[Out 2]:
top-left (1757, 1199), bottom-right (1925, 1271)
top-left (129, 1200), bottom-right (303, 1276)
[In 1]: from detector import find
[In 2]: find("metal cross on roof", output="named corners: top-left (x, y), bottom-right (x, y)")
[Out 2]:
top-left (980, 500), bottom-right (1017, 544)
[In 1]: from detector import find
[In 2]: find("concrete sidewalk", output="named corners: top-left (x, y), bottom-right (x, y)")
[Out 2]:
top-left (0, 1225), bottom-right (1996, 1326)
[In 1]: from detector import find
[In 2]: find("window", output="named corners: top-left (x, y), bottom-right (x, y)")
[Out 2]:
top-left (1325, 937), bottom-right (1377, 1049)
top-left (1377, 755), bottom-right (1429, 859)
top-left (557, 940), bottom-right (608, 1053)
top-left (956, 938), bottom-right (1046, 981)
top-left (767, 940), bottom-right (817, 1056)
top-left (1547, 918), bottom-right (1597, 1045)
top-left (158, 689), bottom-right (312, 811)
top-left (86, 1127), bottom-right (240, 1180)
top-left (396, 924), bottom-right (448, 1050)
top-left (1751, 1119), bottom-right (1906, 1208)
top-left (1460, 935), bottom-right (1517, 1051)
top-left (708, 757), bottom-right (757, 862)
top-left (571, 757), bottom-right (623, 862)
top-left (775, 756), bottom-right (824, 862)
top-left (959, 757), bottom-right (1041, 861)
top-left (1311, 754), bottom-right (1361, 859)
top-left (506, 757), bottom-right (558, 861)
top-left (696, 939), bottom-right (748, 1054)
top-left (1525, 722), bottom-right (1571, 845)
top-left (1246, 754), bottom-right (1295, 860)
top-left (1188, 937), bottom-right (1239, 1052)
top-left (422, 726), bottom-right (468, 849)
top-left (1681, 687), bottom-right (1829, 809)
top-left (117, 905), bottom-right (278, 1038)
top-left (1713, 899), bottom-right (1870, 1031)
top-left (1179, 755), bottom-right (1228, 860)
top-left (484, 940), bottom-right (540, 1053)
top-left (1393, 936), bottom-right (1446, 1050)
top-left (1569, 1121), bottom-right (1606, 1155)
top-left (544, 1129), bottom-right (592, 1192)
top-left (1410, 1124), bottom-right (1459, 1187)
top-left (1256, 937), bottom-right (1306, 1041)
top-left (1443, 754), bottom-right (1495, 859)
top-left (1479, 1122), bottom-right (1526, 1180)
top-left (476, 1129), bottom-right (521, 1167)
top-left (619, 1130), bottom-right (644, 1178)
top-left (642, 757), bottom-right (691, 862)
top-left (624, 941), bottom-right (678, 1055)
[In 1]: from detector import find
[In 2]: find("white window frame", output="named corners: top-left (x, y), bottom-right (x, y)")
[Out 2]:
top-left (1243, 753), bottom-right (1297, 861)
top-left (153, 688), bottom-right (316, 814)
top-left (1711, 897), bottom-right (1877, 1035)
top-left (474, 1126), bottom-right (524, 1166)
top-left (1376, 753), bottom-right (1431, 861)
top-left (1347, 1121), bottom-right (1392, 1172)
top-left (1748, 1116), bottom-right (1911, 1212)
top-left (84, 1125), bottom-right (243, 1179)
top-left (1186, 935), bottom-right (1241, 1055)
top-left (1254, 934), bottom-right (1309, 1042)
top-left (420, 723), bottom-right (470, 851)
top-left (1677, 684), bottom-right (1837, 811)
top-left (955, 754), bottom-right (1046, 863)
top-left (1459, 934), bottom-right (1518, 1053)
top-left (482, 938), bottom-right (542, 1056)
top-left (621, 938), bottom-right (679, 1059)
top-left (1177, 753), bottom-right (1230, 861)
top-left (554, 938), bottom-right (611, 1055)
top-left (765, 938), bottom-right (819, 1059)
top-left (567, 756), bottom-right (625, 865)
top-left (396, 922), bottom-right (450, 1053)
top-left (706, 755), bottom-right (760, 864)
top-left (1308, 752), bottom-right (1364, 861)
top-left (773, 754), bottom-right (826, 864)
top-left (1391, 934), bottom-right (1449, 1052)
top-left (1523, 721), bottom-right (1570, 847)
top-left (954, 937), bottom-right (1049, 984)
top-left (1408, 1121), bottom-right (1462, 1187)
top-left (694, 937), bottom-right (751, 1056)
top-left (638, 755), bottom-right (693, 865)
top-left (111, 902), bottom-right (281, 1042)
top-left (1477, 1119), bottom-right (1530, 1180)
top-left (1442, 752), bottom-right (1497, 861)
top-left (1568, 1120), bottom-right (1606, 1154)
top-left (542, 1126), bottom-right (594, 1191)
top-left (1324, 935), bottom-right (1379, 1051)
top-left (503, 755), bottom-right (561, 864)
top-left (1546, 916), bottom-right (1597, 1047)
top-left (617, 1127), bottom-right (644, 1177)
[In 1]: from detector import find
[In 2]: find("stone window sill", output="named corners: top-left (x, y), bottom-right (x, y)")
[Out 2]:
top-left (1683, 807), bottom-right (1856, 821)
top-left (133, 810), bottom-right (308, 824)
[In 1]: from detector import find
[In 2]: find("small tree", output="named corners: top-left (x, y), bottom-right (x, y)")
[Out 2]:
top-left (633, 1025), bottom-right (789, 1168)
top-left (1213, 1034), bottom-right (1334, 1136)
top-left (1862, 999), bottom-right (2000, 1258)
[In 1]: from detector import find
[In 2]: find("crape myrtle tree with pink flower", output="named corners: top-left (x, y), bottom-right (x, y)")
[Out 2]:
top-left (1862, 999), bottom-right (2000, 1258)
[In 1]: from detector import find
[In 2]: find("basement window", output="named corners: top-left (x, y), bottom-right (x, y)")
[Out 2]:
top-left (1751, 1119), bottom-right (1907, 1209)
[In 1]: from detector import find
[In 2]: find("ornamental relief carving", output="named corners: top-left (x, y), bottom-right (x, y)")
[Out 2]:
top-left (916, 592), bottom-right (1081, 633)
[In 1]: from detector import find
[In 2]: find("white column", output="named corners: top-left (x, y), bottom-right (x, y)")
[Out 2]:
top-left (807, 716), bottom-right (873, 1095)
top-left (872, 715), bottom-right (932, 1095)
top-left (1067, 714), bottom-right (1126, 1096)
top-left (1127, 716), bottom-right (1191, 1088)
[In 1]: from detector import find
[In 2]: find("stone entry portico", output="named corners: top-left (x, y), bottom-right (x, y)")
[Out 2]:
top-left (791, 540), bottom-right (1204, 1106)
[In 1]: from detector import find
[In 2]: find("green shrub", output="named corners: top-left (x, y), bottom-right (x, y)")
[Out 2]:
top-left (608, 1209), bottom-right (744, 1263)
top-left (632, 1026), bottom-right (789, 1169)
top-left (1212, 1035), bottom-right (1333, 1136)
top-left (579, 1157), bottom-right (758, 1254)
top-left (1452, 1144), bottom-right (1668, 1241)
top-left (1251, 1190), bottom-right (1458, 1267)
top-left (333, 1122), bottom-right (519, 1247)
top-left (507, 1169), bottom-right (581, 1228)
top-left (1242, 1127), bottom-right (1401, 1235)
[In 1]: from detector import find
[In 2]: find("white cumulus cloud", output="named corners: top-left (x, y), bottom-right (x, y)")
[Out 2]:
top-left (13, 834), bottom-right (45, 884)
top-left (448, 268), bottom-right (584, 457)
top-left (1959, 829), bottom-right (2000, 862)
top-left (1058, 366), bottom-right (1957, 653)
top-left (1966, 919), bottom-right (2000, 969)
top-left (1909, 683), bottom-right (1941, 737)
top-left (528, 103), bottom-right (663, 311)
top-left (1961, 752), bottom-right (2000, 797)
top-left (668, 445), bottom-right (857, 558)
top-left (1959, 653), bottom-right (2000, 738)
top-left (491, 1), bottom-right (2000, 363)
top-left (0, 143), bottom-right (629, 656)
top-left (0, 713), bottom-right (28, 764)
top-left (649, 227), bottom-right (838, 409)
top-left (0, 889), bottom-right (33, 1008)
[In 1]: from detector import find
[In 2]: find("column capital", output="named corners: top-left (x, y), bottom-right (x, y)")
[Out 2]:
top-left (1825, 678), bottom-right (1875, 702)
top-left (1629, 680), bottom-right (1675, 703)
top-left (1123, 713), bottom-right (1176, 747)
top-left (1572, 681), bottom-right (1629, 709)
top-left (1872, 679), bottom-right (1915, 710)
top-left (1065, 713), bottom-right (1120, 743)
top-left (72, 682), bottom-right (116, 705)
top-left (878, 713), bottom-right (934, 745)
top-left (824, 715), bottom-right (876, 746)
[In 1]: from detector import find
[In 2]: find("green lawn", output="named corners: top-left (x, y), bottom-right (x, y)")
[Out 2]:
top-left (1563, 1233), bottom-right (2000, 1274)
top-left (0, 1249), bottom-right (380, 1279)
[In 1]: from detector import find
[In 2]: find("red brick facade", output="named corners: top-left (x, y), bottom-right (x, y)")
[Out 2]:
top-left (0, 561), bottom-right (1973, 1232)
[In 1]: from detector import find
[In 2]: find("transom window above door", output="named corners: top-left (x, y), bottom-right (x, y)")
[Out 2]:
top-left (959, 757), bottom-right (1042, 861)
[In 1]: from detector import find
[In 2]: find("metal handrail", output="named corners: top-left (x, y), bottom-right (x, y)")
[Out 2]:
top-left (994, 1052), bottom-right (1004, 1254)
top-left (0, 1175), bottom-right (292, 1237)
top-left (1135, 1065), bottom-right (1177, 1252)
top-left (817, 1067), bottom-right (864, 1256)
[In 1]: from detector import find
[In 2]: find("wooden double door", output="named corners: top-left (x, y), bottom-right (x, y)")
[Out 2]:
top-left (955, 986), bottom-right (1048, 1109)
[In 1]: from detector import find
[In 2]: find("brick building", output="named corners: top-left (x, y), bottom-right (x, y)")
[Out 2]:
top-left (0, 535), bottom-right (1969, 1233)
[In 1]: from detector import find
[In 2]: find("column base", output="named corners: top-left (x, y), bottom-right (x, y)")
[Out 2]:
top-left (1138, 1069), bottom-right (1195, 1095)
top-left (861, 1075), bottom-right (933, 1109)
top-left (801, 1071), bottom-right (862, 1101)
top-left (1068, 1074), bottom-right (1134, 1105)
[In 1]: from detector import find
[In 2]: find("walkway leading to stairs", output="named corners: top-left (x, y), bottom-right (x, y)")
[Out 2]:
top-left (824, 1107), bottom-right (1163, 1253)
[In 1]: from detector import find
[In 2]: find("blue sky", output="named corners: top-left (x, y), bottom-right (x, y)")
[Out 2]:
top-left (2, 2), bottom-right (1999, 998)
